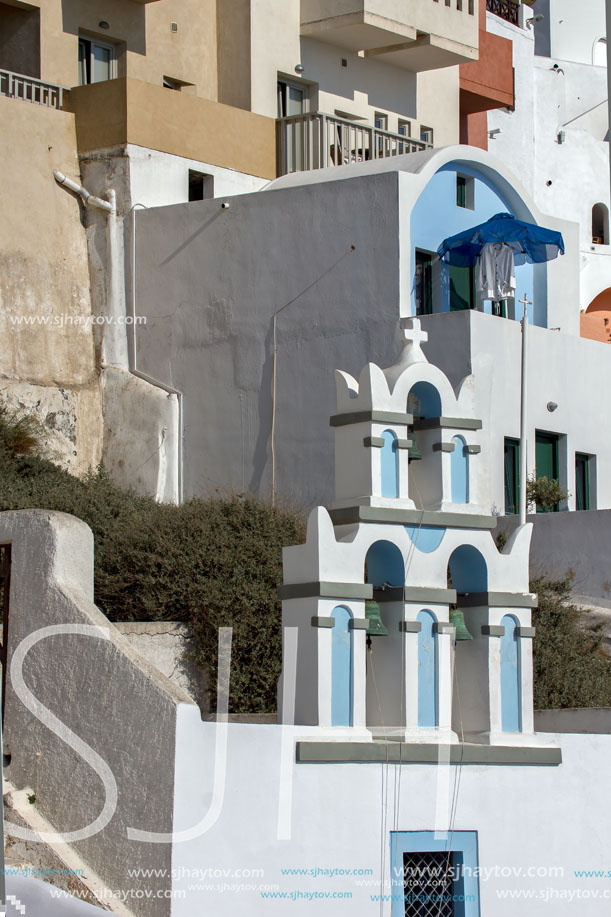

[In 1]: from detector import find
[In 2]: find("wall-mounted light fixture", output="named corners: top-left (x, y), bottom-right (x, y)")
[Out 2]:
top-left (171, 21), bottom-right (178, 33)
top-left (526, 14), bottom-right (544, 28)
top-left (488, 128), bottom-right (501, 140)
top-left (295, 64), bottom-right (305, 74)
top-left (99, 20), bottom-right (110, 29)
top-left (557, 130), bottom-right (566, 144)
top-left (547, 402), bottom-right (558, 412)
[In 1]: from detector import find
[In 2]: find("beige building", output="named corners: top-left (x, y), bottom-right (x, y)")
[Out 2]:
top-left (0, 0), bottom-right (482, 497)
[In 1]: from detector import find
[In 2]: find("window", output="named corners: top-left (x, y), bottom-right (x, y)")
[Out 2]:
top-left (504, 438), bottom-right (520, 515)
top-left (398, 120), bottom-right (411, 137)
top-left (535, 431), bottom-right (560, 512)
top-left (390, 831), bottom-right (480, 917)
top-left (420, 125), bottom-right (434, 146)
top-left (575, 453), bottom-right (593, 510)
top-left (0, 2), bottom-right (41, 79)
top-left (78, 36), bottom-right (117, 85)
top-left (277, 79), bottom-right (306, 118)
top-left (592, 203), bottom-right (609, 245)
top-left (456, 173), bottom-right (474, 209)
top-left (374, 112), bottom-right (388, 131)
top-left (415, 250), bottom-right (433, 316)
top-left (188, 170), bottom-right (214, 202)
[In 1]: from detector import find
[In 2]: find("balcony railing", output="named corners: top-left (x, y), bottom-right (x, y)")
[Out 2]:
top-left (0, 69), bottom-right (65, 109)
top-left (277, 112), bottom-right (432, 177)
top-left (486, 0), bottom-right (519, 25)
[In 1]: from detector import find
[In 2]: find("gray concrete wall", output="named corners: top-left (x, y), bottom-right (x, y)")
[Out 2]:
top-left (535, 707), bottom-right (611, 734)
top-left (1, 510), bottom-right (198, 916)
top-left (496, 509), bottom-right (611, 602)
top-left (134, 172), bottom-right (403, 507)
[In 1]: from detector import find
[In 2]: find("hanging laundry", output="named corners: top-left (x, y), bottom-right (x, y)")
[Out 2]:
top-left (476, 242), bottom-right (516, 303)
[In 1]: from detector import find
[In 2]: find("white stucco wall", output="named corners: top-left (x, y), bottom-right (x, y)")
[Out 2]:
top-left (536, 0), bottom-right (607, 66)
top-left (170, 716), bottom-right (611, 915)
top-left (487, 12), bottom-right (611, 311)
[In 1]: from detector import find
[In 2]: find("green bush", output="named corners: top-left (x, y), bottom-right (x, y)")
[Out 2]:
top-left (532, 575), bottom-right (611, 709)
top-left (526, 475), bottom-right (568, 512)
top-left (0, 411), bottom-right (305, 713)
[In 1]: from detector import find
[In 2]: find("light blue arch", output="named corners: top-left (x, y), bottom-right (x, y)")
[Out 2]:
top-left (451, 435), bottom-right (469, 504)
top-left (331, 606), bottom-right (353, 727)
top-left (417, 610), bottom-right (438, 727)
top-left (408, 381), bottom-right (442, 419)
top-left (500, 614), bottom-right (521, 733)
top-left (405, 525), bottom-right (446, 553)
top-left (380, 429), bottom-right (399, 498)
top-left (448, 545), bottom-right (488, 594)
top-left (365, 541), bottom-right (405, 589)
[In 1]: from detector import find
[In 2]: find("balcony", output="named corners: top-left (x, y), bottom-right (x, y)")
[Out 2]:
top-left (486, 0), bottom-right (519, 26)
top-left (0, 69), bottom-right (65, 109)
top-left (300, 0), bottom-right (479, 71)
top-left (277, 111), bottom-right (432, 176)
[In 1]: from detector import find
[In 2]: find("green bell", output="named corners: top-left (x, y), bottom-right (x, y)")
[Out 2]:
top-left (408, 432), bottom-right (422, 462)
top-left (365, 600), bottom-right (389, 637)
top-left (449, 607), bottom-right (473, 641)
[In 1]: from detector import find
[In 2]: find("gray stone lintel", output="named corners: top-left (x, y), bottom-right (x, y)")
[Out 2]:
top-left (466, 444), bottom-right (482, 455)
top-left (517, 626), bottom-right (536, 638)
top-left (363, 436), bottom-right (385, 448)
top-left (433, 623), bottom-right (456, 636)
top-left (330, 410), bottom-right (413, 428)
top-left (328, 506), bottom-right (497, 530)
top-left (395, 438), bottom-right (413, 450)
top-left (296, 742), bottom-right (562, 766)
top-left (481, 624), bottom-right (506, 637)
top-left (399, 621), bottom-right (422, 633)
top-left (279, 582), bottom-right (373, 600)
top-left (458, 592), bottom-right (538, 608)
top-left (412, 417), bottom-right (483, 431)
top-left (311, 616), bottom-right (335, 628)
top-left (404, 586), bottom-right (457, 603)
top-left (349, 619), bottom-right (369, 631)
top-left (433, 442), bottom-right (455, 453)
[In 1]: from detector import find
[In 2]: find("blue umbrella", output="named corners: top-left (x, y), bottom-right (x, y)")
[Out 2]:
top-left (437, 212), bottom-right (565, 267)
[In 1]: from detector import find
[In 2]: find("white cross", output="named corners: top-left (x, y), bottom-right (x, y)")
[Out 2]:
top-left (518, 293), bottom-right (532, 317)
top-left (401, 317), bottom-right (429, 348)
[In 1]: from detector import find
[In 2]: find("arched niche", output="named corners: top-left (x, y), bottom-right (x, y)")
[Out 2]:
top-left (380, 429), bottom-right (399, 498)
top-left (451, 435), bottom-right (469, 504)
top-left (331, 605), bottom-right (353, 727)
top-left (417, 609), bottom-right (438, 727)
top-left (365, 540), bottom-right (405, 588)
top-left (592, 203), bottom-right (609, 245)
top-left (448, 545), bottom-right (488, 594)
top-left (408, 381), bottom-right (442, 420)
top-left (500, 614), bottom-right (521, 733)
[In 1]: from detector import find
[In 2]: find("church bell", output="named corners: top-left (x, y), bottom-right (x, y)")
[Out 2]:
top-left (449, 607), bottom-right (473, 641)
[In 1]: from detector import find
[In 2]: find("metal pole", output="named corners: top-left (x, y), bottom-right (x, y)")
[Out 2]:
top-left (519, 294), bottom-right (531, 524)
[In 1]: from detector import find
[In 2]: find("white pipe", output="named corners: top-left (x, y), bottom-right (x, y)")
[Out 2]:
top-left (53, 170), bottom-right (113, 213)
top-left (130, 204), bottom-right (183, 503)
top-left (519, 295), bottom-right (529, 525)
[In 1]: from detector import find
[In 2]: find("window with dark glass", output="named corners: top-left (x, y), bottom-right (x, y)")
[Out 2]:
top-left (504, 438), bottom-right (520, 515)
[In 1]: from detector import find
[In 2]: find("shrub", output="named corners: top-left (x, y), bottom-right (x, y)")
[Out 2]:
top-left (526, 475), bottom-right (568, 512)
top-left (0, 404), bottom-right (305, 712)
top-left (532, 575), bottom-right (611, 709)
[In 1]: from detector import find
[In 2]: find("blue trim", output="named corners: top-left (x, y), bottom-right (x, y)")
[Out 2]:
top-left (417, 610), bottom-right (438, 727)
top-left (448, 545), bottom-right (488, 593)
top-left (390, 830), bottom-right (480, 917)
top-left (365, 541), bottom-right (405, 588)
top-left (331, 606), bottom-right (352, 727)
top-left (381, 429), bottom-right (399, 498)
top-left (405, 525), bottom-right (446, 553)
top-left (451, 435), bottom-right (469, 504)
top-left (500, 614), bottom-right (521, 733)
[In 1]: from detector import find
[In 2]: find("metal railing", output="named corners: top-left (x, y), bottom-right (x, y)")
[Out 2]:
top-left (277, 112), bottom-right (432, 176)
top-left (486, 0), bottom-right (519, 25)
top-left (0, 69), bottom-right (65, 109)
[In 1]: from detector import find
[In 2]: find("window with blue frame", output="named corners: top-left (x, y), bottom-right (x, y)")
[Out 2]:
top-left (390, 831), bottom-right (480, 917)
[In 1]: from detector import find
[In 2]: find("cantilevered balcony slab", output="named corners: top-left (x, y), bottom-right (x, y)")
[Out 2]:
top-left (301, 0), bottom-right (479, 69)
